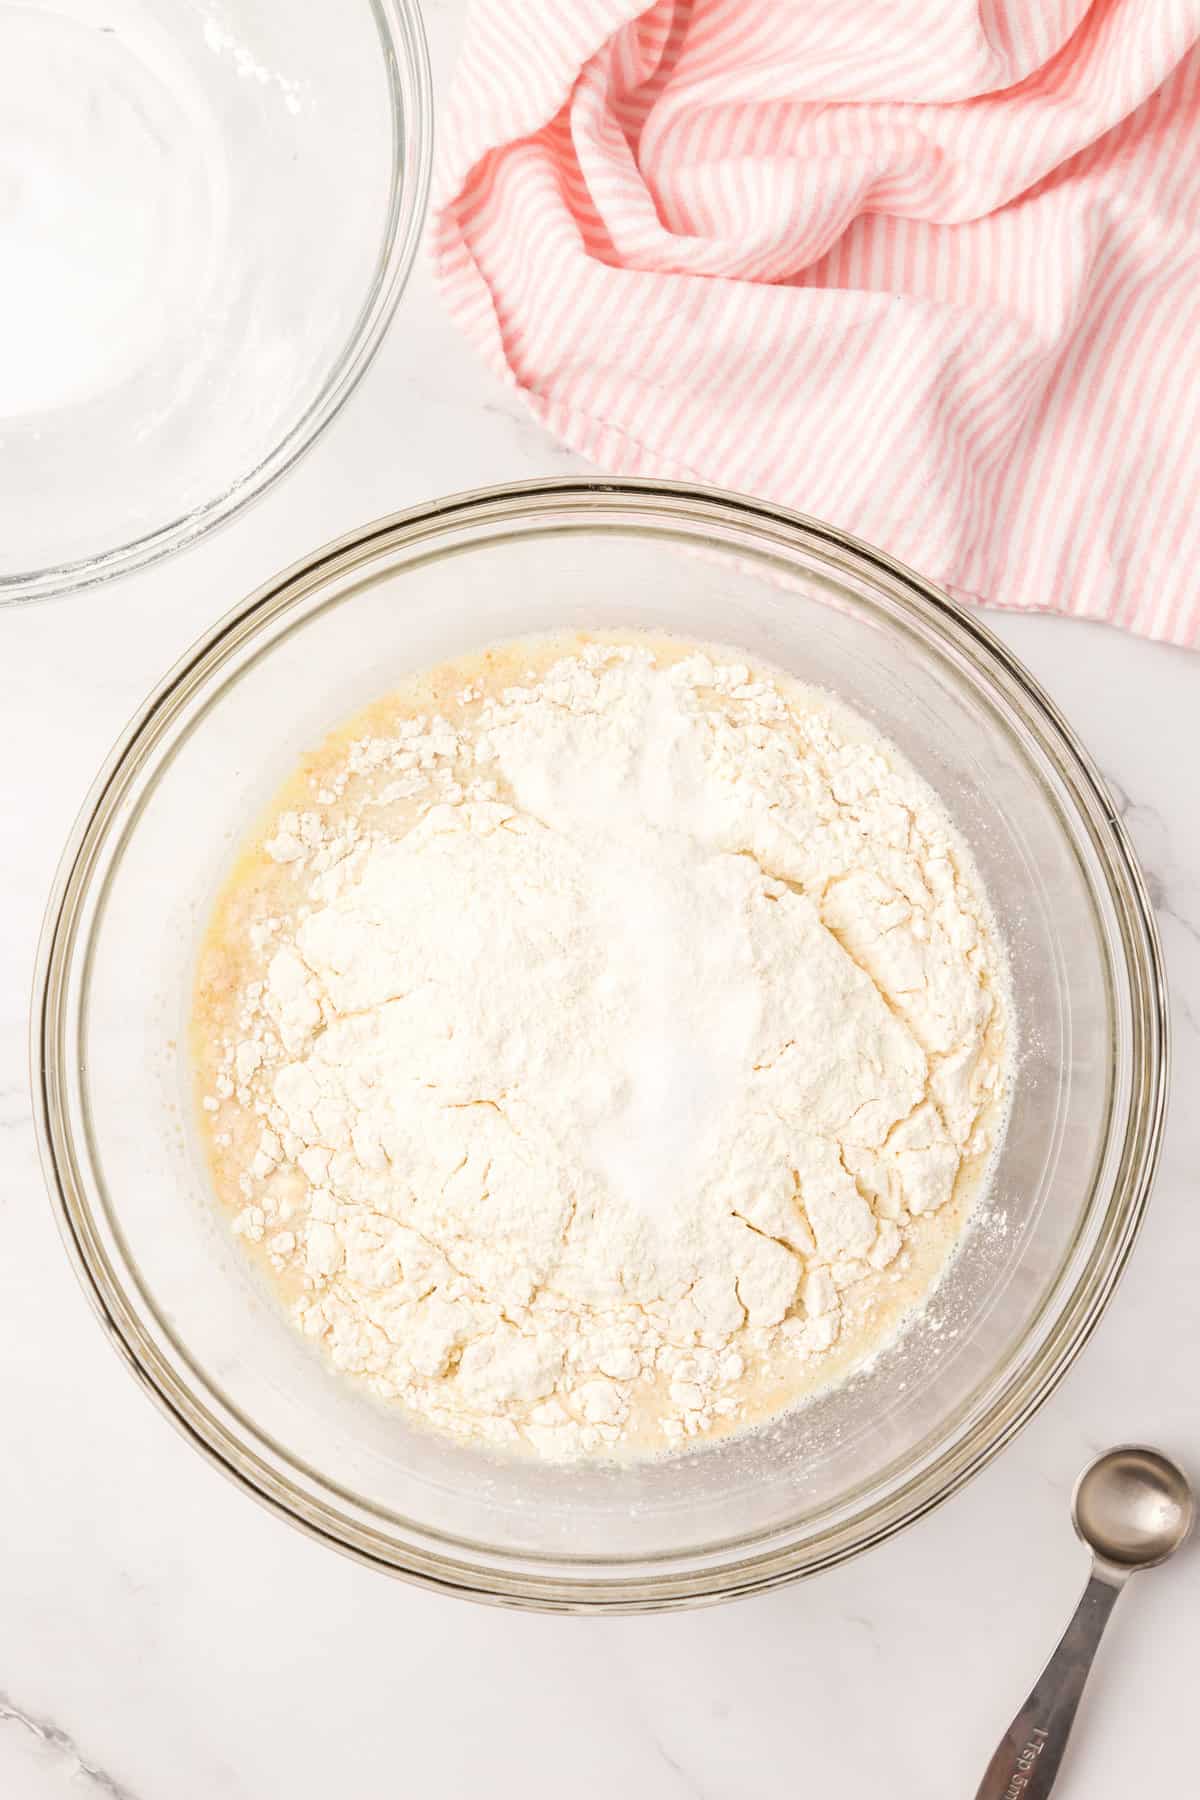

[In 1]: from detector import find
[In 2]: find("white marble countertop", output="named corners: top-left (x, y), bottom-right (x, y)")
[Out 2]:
top-left (2, 6), bottom-right (1198, 1795)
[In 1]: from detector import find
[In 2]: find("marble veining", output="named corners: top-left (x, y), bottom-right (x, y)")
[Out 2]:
top-left (0, 1693), bottom-right (140, 1800)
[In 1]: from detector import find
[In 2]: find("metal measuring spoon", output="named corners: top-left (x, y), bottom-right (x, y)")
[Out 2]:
top-left (975, 1446), bottom-right (1193, 1799)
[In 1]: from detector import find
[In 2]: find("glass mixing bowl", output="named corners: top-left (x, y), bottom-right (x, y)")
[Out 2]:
top-left (0, 0), bottom-right (430, 603)
top-left (34, 481), bottom-right (1167, 1611)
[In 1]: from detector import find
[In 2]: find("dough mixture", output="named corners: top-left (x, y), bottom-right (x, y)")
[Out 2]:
top-left (193, 634), bottom-right (1011, 1460)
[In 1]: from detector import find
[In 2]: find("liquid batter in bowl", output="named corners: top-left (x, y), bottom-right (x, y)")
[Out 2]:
top-left (193, 632), bottom-right (1012, 1461)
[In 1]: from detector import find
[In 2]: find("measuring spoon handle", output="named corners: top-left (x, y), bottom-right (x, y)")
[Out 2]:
top-left (973, 1568), bottom-right (1124, 1800)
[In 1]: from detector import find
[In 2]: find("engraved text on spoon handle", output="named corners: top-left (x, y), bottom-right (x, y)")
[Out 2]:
top-left (973, 1570), bottom-right (1124, 1800)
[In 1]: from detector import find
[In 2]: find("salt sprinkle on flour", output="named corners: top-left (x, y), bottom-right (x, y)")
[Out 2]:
top-left (194, 636), bottom-right (1012, 1460)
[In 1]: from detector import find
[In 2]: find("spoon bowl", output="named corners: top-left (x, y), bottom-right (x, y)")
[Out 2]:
top-left (1073, 1445), bottom-right (1194, 1571)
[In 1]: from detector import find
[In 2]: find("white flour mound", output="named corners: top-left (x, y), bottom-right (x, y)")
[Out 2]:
top-left (209, 644), bottom-right (1010, 1459)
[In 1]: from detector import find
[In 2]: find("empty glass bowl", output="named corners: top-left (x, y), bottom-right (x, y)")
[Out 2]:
top-left (0, 0), bottom-right (430, 602)
top-left (34, 481), bottom-right (1167, 1610)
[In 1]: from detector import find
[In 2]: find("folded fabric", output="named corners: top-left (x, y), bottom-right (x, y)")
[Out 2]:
top-left (433, 0), bottom-right (1200, 646)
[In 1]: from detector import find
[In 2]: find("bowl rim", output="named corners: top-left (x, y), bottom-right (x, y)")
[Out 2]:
top-left (31, 478), bottom-right (1170, 1611)
top-left (1, 0), bottom-right (433, 608)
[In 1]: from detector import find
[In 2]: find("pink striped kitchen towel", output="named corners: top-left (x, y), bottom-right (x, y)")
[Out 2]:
top-left (433, 0), bottom-right (1200, 646)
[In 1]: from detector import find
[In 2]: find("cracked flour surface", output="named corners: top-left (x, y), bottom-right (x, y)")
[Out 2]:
top-left (193, 635), bottom-right (1011, 1460)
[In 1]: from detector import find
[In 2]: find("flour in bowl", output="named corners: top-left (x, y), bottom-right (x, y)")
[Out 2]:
top-left (193, 634), bottom-right (1011, 1460)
